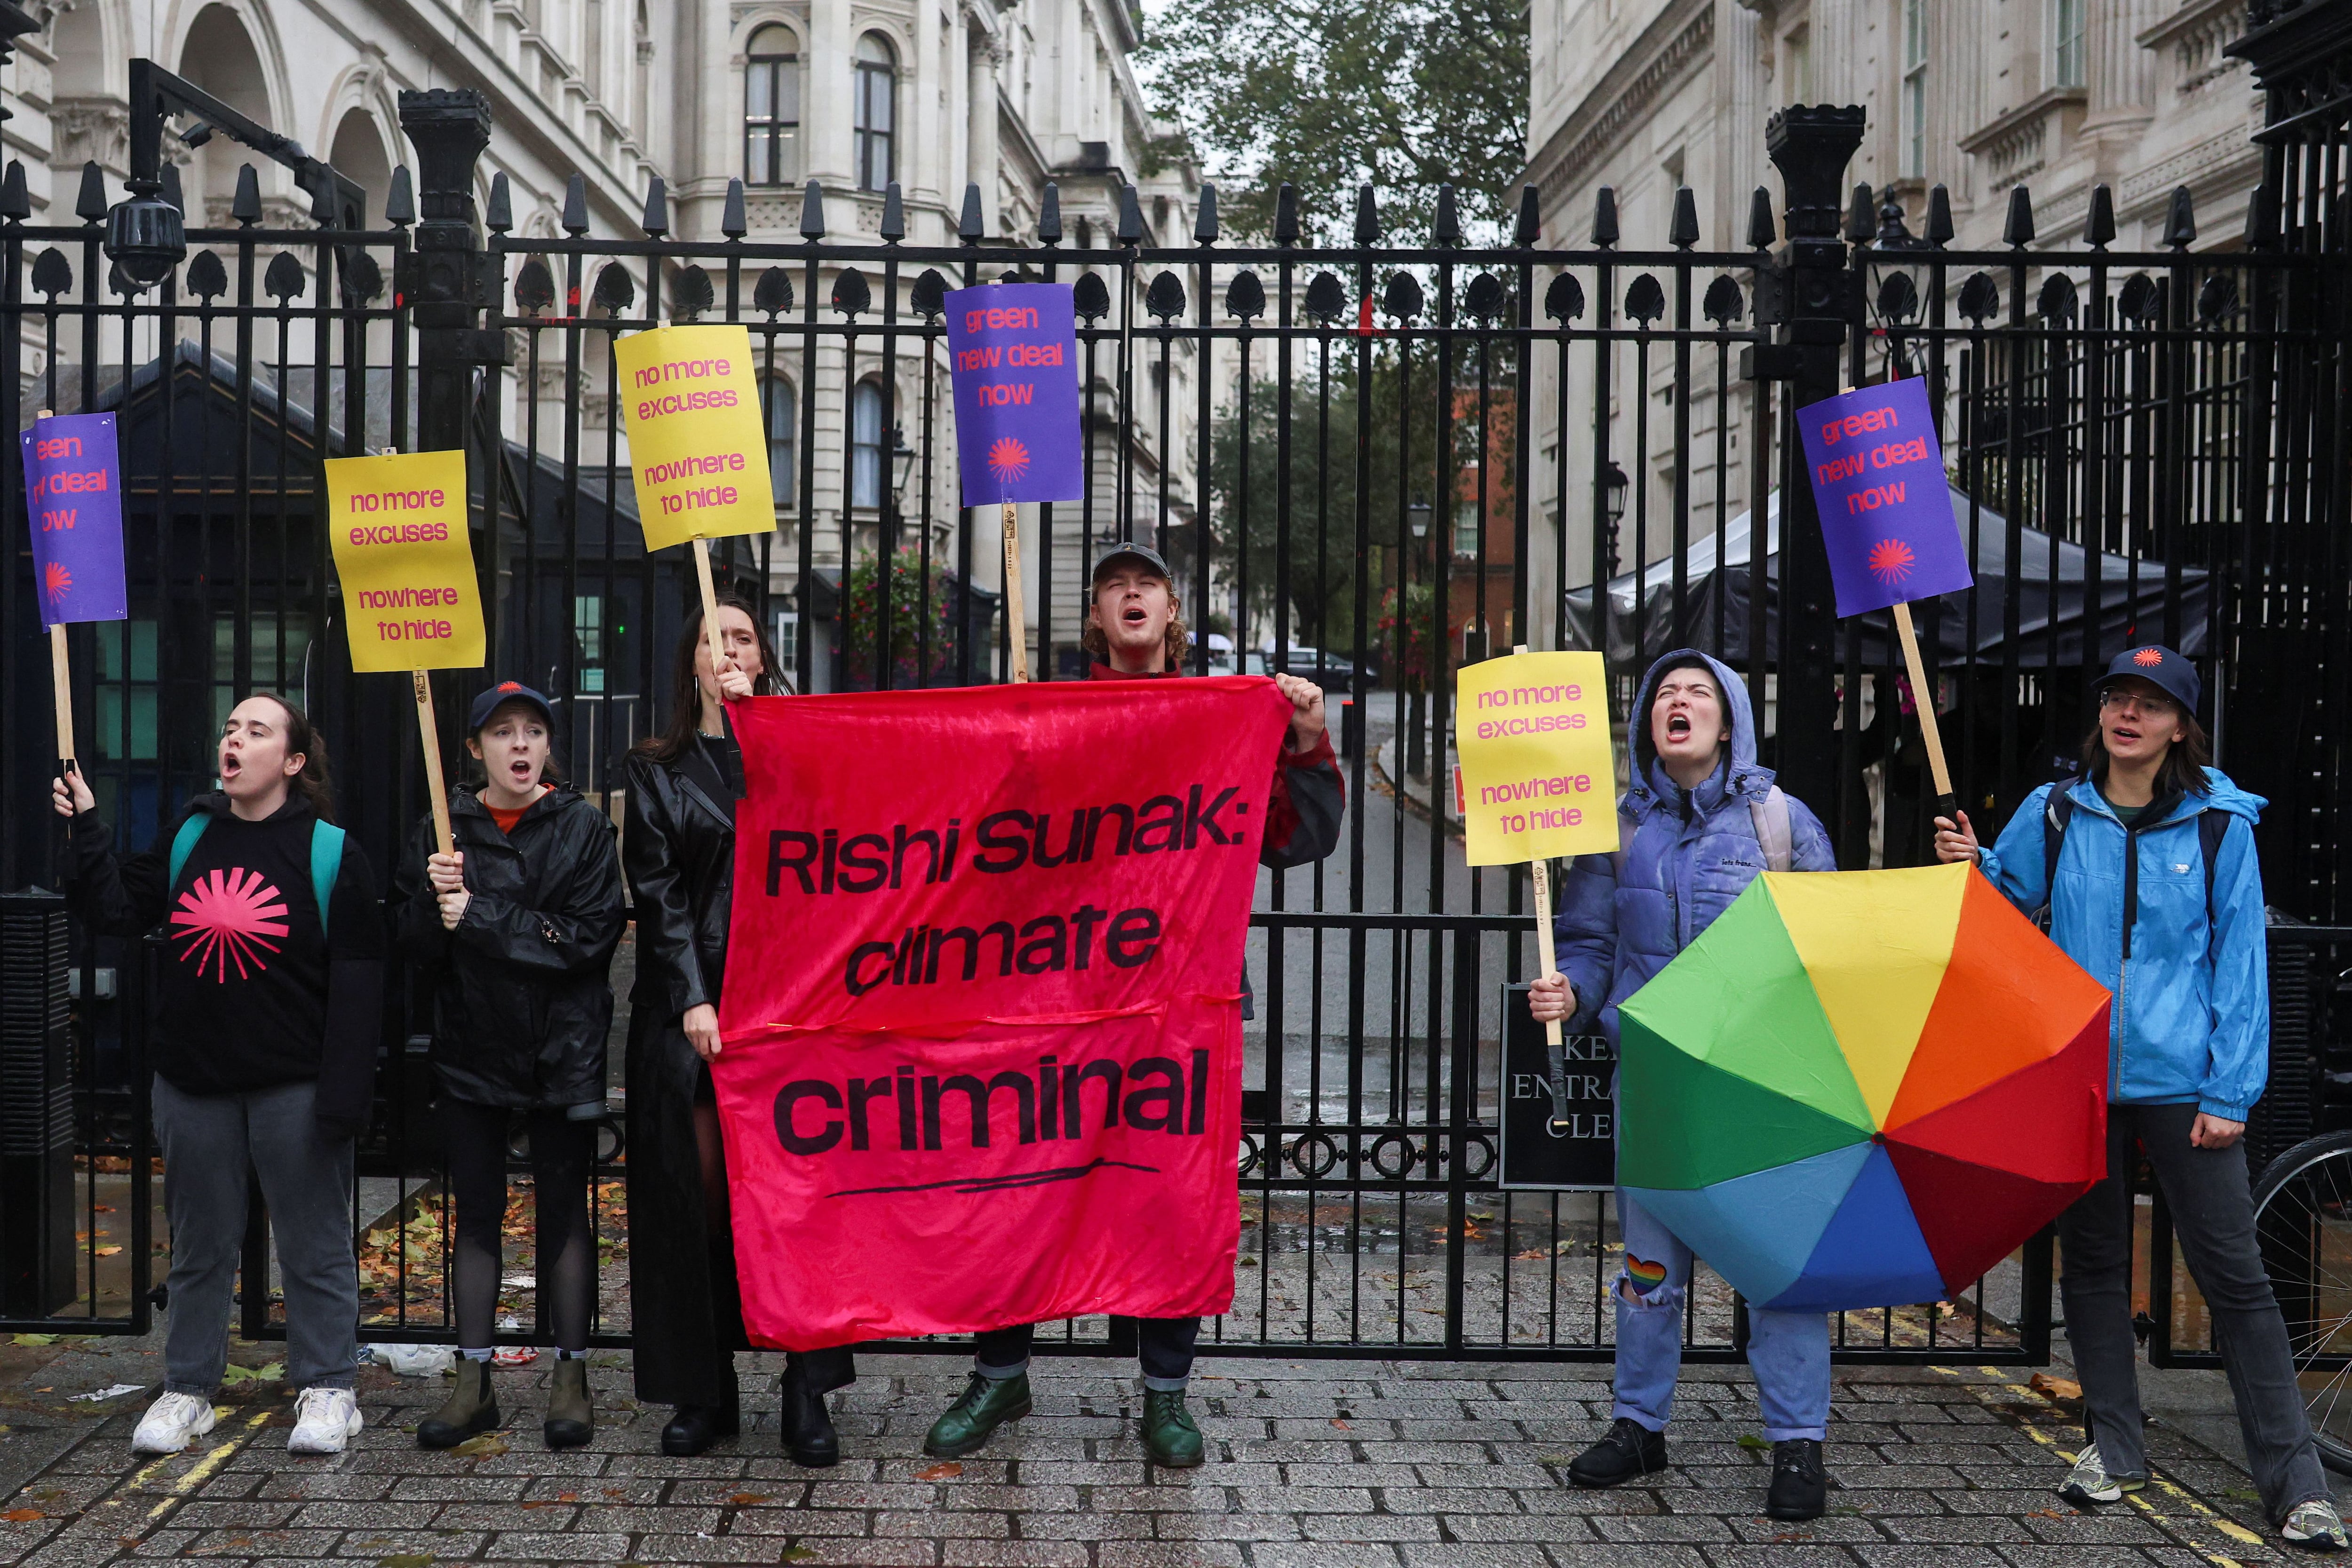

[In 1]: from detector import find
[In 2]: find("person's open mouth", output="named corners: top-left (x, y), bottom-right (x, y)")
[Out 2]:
top-left (1121, 605), bottom-right (1147, 626)
top-left (219, 752), bottom-right (242, 779)
top-left (2114, 725), bottom-right (2142, 743)
top-left (1666, 714), bottom-right (1691, 741)
top-left (509, 759), bottom-right (533, 782)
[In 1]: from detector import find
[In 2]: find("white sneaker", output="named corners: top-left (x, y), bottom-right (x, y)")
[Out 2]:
top-left (2284, 1497), bottom-right (2349, 1552)
top-left (287, 1387), bottom-right (363, 1455)
top-left (2058, 1442), bottom-right (2146, 1505)
top-left (131, 1391), bottom-right (217, 1455)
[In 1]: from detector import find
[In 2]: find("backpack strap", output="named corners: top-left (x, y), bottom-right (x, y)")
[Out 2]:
top-left (2035, 789), bottom-right (2076, 931)
top-left (166, 812), bottom-right (210, 890)
top-left (310, 821), bottom-right (346, 941)
top-left (1749, 786), bottom-right (1793, 873)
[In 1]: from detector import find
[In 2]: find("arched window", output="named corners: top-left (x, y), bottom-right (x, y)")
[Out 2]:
top-left (765, 376), bottom-right (796, 505)
top-left (853, 33), bottom-right (896, 191)
top-left (744, 25), bottom-right (799, 187)
top-left (850, 380), bottom-right (884, 509)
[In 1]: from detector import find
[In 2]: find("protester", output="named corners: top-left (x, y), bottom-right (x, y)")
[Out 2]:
top-left (1936, 645), bottom-right (2347, 1552)
top-left (921, 540), bottom-right (1344, 1469)
top-left (390, 681), bottom-right (626, 1450)
top-left (53, 695), bottom-right (382, 1457)
top-left (1527, 650), bottom-right (1840, 1520)
top-left (623, 594), bottom-right (857, 1462)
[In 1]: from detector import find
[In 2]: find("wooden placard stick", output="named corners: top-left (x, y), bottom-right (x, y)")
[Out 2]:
top-left (1510, 645), bottom-right (1564, 1052)
top-left (34, 411), bottom-right (74, 775)
top-left (1001, 499), bottom-right (1029, 683)
top-left (692, 536), bottom-right (727, 681)
top-left (412, 670), bottom-right (454, 857)
top-left (1890, 600), bottom-right (1956, 822)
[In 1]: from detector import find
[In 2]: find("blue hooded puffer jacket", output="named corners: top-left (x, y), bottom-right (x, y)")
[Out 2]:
top-left (1554, 649), bottom-right (1837, 1044)
top-left (1977, 768), bottom-right (2269, 1120)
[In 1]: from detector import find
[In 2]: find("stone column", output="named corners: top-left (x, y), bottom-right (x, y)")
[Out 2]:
top-left (805, 0), bottom-right (850, 188)
top-left (912, 0), bottom-right (942, 211)
top-left (968, 25), bottom-right (999, 235)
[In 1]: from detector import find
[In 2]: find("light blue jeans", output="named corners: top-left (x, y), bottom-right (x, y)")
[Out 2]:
top-left (1613, 1188), bottom-right (1831, 1442)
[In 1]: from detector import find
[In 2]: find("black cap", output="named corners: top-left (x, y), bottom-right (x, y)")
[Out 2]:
top-left (2095, 645), bottom-right (2200, 714)
top-left (1090, 540), bottom-right (1173, 586)
top-left (468, 680), bottom-right (556, 732)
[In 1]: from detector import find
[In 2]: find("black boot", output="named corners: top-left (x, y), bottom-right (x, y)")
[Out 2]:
top-left (778, 1363), bottom-right (839, 1468)
top-left (417, 1357), bottom-right (500, 1449)
top-left (1566, 1417), bottom-right (1669, 1488)
top-left (660, 1396), bottom-right (740, 1457)
top-left (1765, 1438), bottom-right (1828, 1521)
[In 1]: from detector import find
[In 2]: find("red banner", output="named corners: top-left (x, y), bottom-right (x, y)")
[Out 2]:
top-left (714, 678), bottom-right (1292, 1350)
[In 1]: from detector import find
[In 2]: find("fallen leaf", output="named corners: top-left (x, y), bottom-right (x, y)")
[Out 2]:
top-left (1512, 1248), bottom-right (1549, 1261)
top-left (2028, 1373), bottom-right (2082, 1402)
top-left (449, 1433), bottom-right (509, 1458)
top-left (1329, 1418), bottom-right (1352, 1430)
top-left (93, 1247), bottom-right (121, 1258)
top-left (556, 1492), bottom-right (578, 1503)
top-left (518, 1500), bottom-right (559, 1510)
top-left (10, 1334), bottom-right (55, 1347)
top-left (219, 1362), bottom-right (284, 1385)
top-left (1736, 1433), bottom-right (1770, 1451)
top-left (602, 1488), bottom-right (629, 1499)
top-left (915, 1461), bottom-right (964, 1480)
top-left (3, 1509), bottom-right (43, 1521)
top-left (779, 1550), bottom-right (818, 1563)
top-left (731, 1491), bottom-right (775, 1504)
top-left (92, 1205), bottom-right (113, 1214)
top-left (375, 1556), bottom-right (435, 1568)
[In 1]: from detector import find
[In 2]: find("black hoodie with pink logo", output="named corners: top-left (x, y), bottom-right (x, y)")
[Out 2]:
top-left (68, 792), bottom-right (385, 1134)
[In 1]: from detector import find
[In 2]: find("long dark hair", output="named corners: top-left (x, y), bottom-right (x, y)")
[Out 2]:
top-left (2081, 702), bottom-right (2213, 800)
top-left (246, 691), bottom-right (338, 823)
top-left (636, 592), bottom-right (789, 762)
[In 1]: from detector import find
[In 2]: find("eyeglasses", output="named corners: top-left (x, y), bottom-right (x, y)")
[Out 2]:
top-left (2099, 689), bottom-right (2177, 717)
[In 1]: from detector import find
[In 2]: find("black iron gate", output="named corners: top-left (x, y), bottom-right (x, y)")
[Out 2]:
top-left (3, 3), bottom-right (2349, 1364)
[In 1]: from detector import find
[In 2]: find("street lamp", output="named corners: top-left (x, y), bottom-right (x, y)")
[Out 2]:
top-left (1600, 459), bottom-right (1629, 577)
top-left (1407, 497), bottom-right (1432, 541)
top-left (890, 425), bottom-right (917, 502)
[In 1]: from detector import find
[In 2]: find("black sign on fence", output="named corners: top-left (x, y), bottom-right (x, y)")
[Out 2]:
top-left (1498, 983), bottom-right (1616, 1191)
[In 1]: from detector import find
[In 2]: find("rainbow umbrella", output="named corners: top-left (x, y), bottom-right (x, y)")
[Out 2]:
top-left (1618, 862), bottom-right (2111, 1312)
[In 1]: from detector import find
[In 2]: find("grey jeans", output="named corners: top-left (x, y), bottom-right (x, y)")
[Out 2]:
top-left (2056, 1101), bottom-right (2327, 1522)
top-left (152, 1075), bottom-right (358, 1395)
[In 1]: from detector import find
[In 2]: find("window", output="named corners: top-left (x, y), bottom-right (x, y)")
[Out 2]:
top-left (744, 26), bottom-right (799, 187)
top-left (774, 610), bottom-right (801, 673)
top-left (765, 376), bottom-right (796, 505)
top-left (574, 595), bottom-right (605, 693)
top-left (850, 380), bottom-right (884, 509)
top-left (853, 33), bottom-right (896, 191)
top-left (2050, 0), bottom-right (2085, 87)
top-left (1901, 0), bottom-right (1928, 180)
top-left (1453, 501), bottom-right (1479, 558)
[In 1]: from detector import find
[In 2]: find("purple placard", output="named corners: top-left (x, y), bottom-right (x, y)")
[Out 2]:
top-left (1795, 377), bottom-right (1971, 618)
top-left (945, 282), bottom-right (1082, 506)
top-left (21, 412), bottom-right (127, 628)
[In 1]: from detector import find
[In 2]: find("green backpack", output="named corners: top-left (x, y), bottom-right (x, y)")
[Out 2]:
top-left (167, 812), bottom-right (347, 937)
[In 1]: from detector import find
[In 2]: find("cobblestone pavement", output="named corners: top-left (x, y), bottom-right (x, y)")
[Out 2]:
top-left (0, 1344), bottom-right (2312, 1568)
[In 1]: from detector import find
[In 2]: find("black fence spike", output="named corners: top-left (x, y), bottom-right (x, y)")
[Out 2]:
top-left (2246, 182), bottom-right (2278, 249)
top-left (2163, 185), bottom-right (2196, 249)
top-left (1514, 184), bottom-right (1541, 245)
top-left (2083, 185), bottom-right (2116, 248)
top-left (1669, 185), bottom-right (1699, 249)
top-left (1924, 185), bottom-right (1954, 246)
top-left (882, 181), bottom-right (907, 242)
top-left (958, 182), bottom-right (983, 242)
top-left (561, 173), bottom-right (588, 235)
top-left (641, 175), bottom-right (668, 237)
top-left (1353, 183), bottom-right (1379, 245)
top-left (1434, 184), bottom-right (1461, 245)
top-left (1274, 184), bottom-right (1301, 245)
top-left (1745, 186), bottom-right (1774, 249)
top-left (485, 171), bottom-right (513, 234)
top-left (1194, 182), bottom-right (1218, 244)
top-left (1034, 182), bottom-right (1058, 245)
top-left (230, 164), bottom-right (262, 226)
top-left (75, 162), bottom-right (107, 224)
top-left (1591, 186), bottom-right (1617, 247)
top-left (723, 178), bottom-right (748, 239)
top-left (0, 163), bottom-right (29, 222)
top-left (802, 179), bottom-right (826, 240)
top-left (1845, 183), bottom-right (1875, 242)
top-left (1117, 183), bottom-right (1143, 244)
top-left (2003, 186), bottom-right (2035, 247)
top-left (385, 165), bottom-right (415, 228)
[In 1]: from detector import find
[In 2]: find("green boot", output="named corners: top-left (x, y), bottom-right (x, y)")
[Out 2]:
top-left (1141, 1388), bottom-right (1203, 1468)
top-left (923, 1371), bottom-right (1031, 1458)
top-left (417, 1357), bottom-right (500, 1449)
top-left (543, 1356), bottom-right (593, 1450)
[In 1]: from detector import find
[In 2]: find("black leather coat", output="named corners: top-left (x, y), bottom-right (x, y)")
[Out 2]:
top-left (390, 785), bottom-right (626, 1110)
top-left (620, 737), bottom-right (741, 1023)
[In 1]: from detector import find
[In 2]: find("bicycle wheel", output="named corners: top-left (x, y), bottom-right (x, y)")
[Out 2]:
top-left (2250, 1130), bottom-right (2352, 1475)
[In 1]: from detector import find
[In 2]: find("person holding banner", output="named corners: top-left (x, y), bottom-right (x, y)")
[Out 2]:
top-left (389, 681), bottom-right (626, 1451)
top-left (921, 540), bottom-right (1343, 1469)
top-left (1935, 648), bottom-right (2348, 1551)
top-left (52, 696), bottom-right (382, 1457)
top-left (623, 595), bottom-right (858, 1462)
top-left (1526, 650), bottom-right (1841, 1520)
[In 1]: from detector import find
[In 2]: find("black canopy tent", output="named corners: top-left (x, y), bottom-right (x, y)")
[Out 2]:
top-left (1562, 484), bottom-right (2212, 669)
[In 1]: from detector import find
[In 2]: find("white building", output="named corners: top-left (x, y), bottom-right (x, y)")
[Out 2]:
top-left (0, 0), bottom-right (1199, 690)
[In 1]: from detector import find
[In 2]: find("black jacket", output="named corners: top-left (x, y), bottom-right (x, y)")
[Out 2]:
top-left (66, 793), bottom-right (384, 1136)
top-left (621, 736), bottom-right (742, 1023)
top-left (391, 784), bottom-right (626, 1110)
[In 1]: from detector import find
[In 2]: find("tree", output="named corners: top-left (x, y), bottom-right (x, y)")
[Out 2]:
top-left (1136, 0), bottom-right (1528, 244)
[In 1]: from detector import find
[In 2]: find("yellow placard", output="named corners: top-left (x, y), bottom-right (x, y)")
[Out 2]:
top-left (613, 324), bottom-right (776, 551)
top-left (1454, 650), bottom-right (1619, 866)
top-left (324, 449), bottom-right (485, 673)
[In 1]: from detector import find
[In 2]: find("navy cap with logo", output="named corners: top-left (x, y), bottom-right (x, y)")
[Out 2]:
top-left (2095, 644), bottom-right (2200, 714)
top-left (1090, 540), bottom-right (1173, 586)
top-left (468, 680), bottom-right (556, 733)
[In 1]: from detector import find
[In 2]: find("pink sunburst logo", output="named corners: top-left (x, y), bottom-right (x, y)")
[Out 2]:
top-left (986, 437), bottom-right (1030, 484)
top-left (2133, 646), bottom-right (2164, 667)
top-left (42, 561), bottom-right (71, 606)
top-left (1865, 538), bottom-right (1916, 587)
top-left (171, 869), bottom-right (290, 983)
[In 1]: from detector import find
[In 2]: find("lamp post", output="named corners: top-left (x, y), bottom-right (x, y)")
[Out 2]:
top-left (1600, 459), bottom-right (1629, 579)
top-left (877, 425), bottom-right (917, 688)
top-left (1405, 498), bottom-right (1433, 778)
